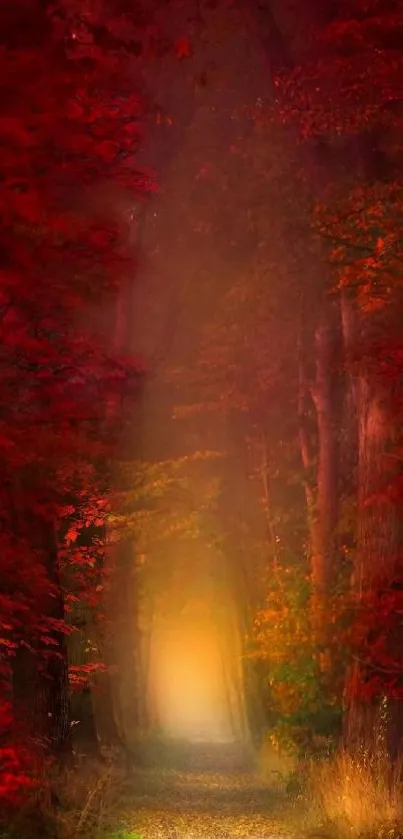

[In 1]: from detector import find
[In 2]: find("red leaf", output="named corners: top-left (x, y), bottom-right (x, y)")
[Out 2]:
top-left (174, 37), bottom-right (191, 59)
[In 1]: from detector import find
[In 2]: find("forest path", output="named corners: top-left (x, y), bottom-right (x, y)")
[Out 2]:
top-left (112, 744), bottom-right (302, 839)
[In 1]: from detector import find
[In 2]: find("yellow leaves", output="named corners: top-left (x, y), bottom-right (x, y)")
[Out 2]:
top-left (110, 450), bottom-right (223, 561)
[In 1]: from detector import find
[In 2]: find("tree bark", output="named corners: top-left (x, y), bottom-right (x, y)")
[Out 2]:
top-left (104, 540), bottom-right (141, 749)
top-left (298, 306), bottom-right (339, 651)
top-left (311, 315), bottom-right (339, 608)
top-left (38, 523), bottom-right (72, 755)
top-left (340, 291), bottom-right (399, 746)
top-left (15, 523), bottom-right (72, 756)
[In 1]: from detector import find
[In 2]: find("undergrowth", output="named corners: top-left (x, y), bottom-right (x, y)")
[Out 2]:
top-left (51, 759), bottom-right (129, 839)
top-left (299, 746), bottom-right (403, 839)
top-left (0, 758), bottom-right (133, 839)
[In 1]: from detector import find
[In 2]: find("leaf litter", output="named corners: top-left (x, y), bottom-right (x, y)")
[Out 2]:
top-left (113, 755), bottom-right (301, 839)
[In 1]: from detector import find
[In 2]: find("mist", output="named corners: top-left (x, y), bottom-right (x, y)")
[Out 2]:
top-left (3, 0), bottom-right (403, 836)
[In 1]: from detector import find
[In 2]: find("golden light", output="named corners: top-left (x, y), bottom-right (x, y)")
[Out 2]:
top-left (148, 606), bottom-right (236, 743)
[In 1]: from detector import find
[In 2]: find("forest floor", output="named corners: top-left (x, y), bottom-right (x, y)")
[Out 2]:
top-left (83, 743), bottom-right (306, 839)
top-left (119, 768), bottom-right (302, 839)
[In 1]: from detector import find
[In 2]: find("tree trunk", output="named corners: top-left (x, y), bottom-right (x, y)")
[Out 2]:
top-left (14, 565), bottom-right (72, 755)
top-left (104, 540), bottom-right (143, 750)
top-left (69, 606), bottom-right (125, 756)
top-left (298, 306), bottom-right (339, 652)
top-left (38, 523), bottom-right (72, 755)
top-left (340, 291), bottom-right (399, 746)
top-left (311, 314), bottom-right (339, 630)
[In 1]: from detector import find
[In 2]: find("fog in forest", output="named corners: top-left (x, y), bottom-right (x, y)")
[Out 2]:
top-left (3, 0), bottom-right (403, 837)
top-left (114, 0), bottom-right (272, 753)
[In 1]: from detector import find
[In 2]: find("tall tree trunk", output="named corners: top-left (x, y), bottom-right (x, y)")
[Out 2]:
top-left (38, 522), bottom-right (72, 755)
top-left (260, 433), bottom-right (280, 573)
top-left (298, 306), bottom-right (339, 654)
top-left (340, 291), bottom-right (399, 746)
top-left (105, 540), bottom-right (140, 749)
top-left (13, 522), bottom-right (72, 756)
top-left (311, 314), bottom-right (339, 632)
top-left (70, 605), bottom-right (124, 756)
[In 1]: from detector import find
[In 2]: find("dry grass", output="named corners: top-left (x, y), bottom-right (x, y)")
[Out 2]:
top-left (51, 757), bottom-right (129, 838)
top-left (305, 746), bottom-right (403, 839)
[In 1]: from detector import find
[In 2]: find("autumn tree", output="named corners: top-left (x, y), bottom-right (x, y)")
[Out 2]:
top-left (0, 0), bottom-right (147, 795)
top-left (275, 0), bottom-right (403, 744)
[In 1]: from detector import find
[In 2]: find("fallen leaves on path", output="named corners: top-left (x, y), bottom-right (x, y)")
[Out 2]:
top-left (116, 765), bottom-right (299, 839)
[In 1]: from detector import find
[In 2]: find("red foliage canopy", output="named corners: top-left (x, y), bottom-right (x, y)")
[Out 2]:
top-left (0, 0), bottom-right (150, 798)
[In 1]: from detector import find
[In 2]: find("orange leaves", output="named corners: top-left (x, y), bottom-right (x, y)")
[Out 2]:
top-left (314, 182), bottom-right (403, 318)
top-left (65, 527), bottom-right (79, 544)
top-left (252, 563), bottom-right (319, 713)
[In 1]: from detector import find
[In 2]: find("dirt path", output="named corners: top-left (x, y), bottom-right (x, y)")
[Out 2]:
top-left (112, 745), bottom-right (303, 839)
